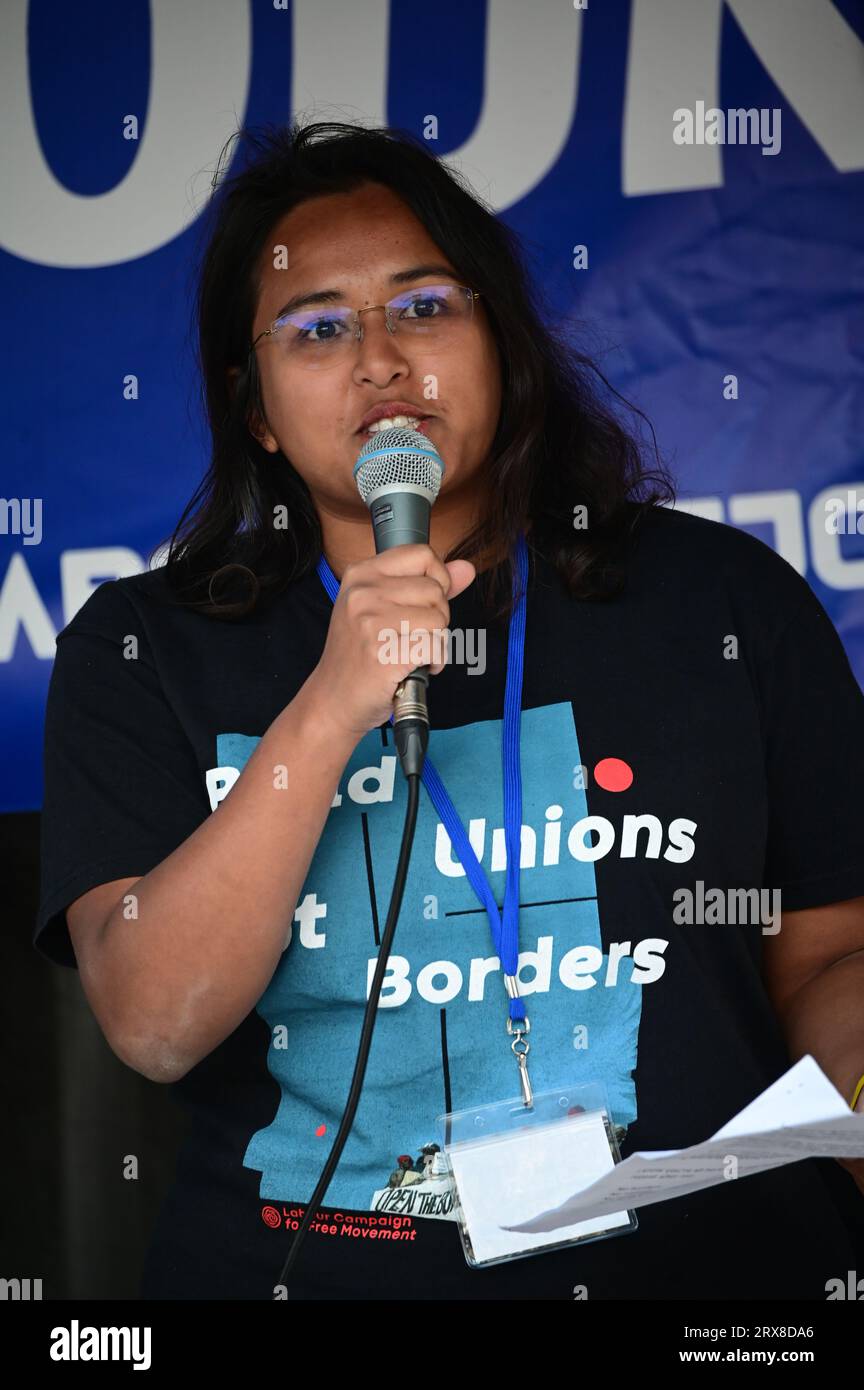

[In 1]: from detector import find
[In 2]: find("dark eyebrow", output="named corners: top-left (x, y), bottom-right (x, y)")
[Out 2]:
top-left (269, 263), bottom-right (461, 321)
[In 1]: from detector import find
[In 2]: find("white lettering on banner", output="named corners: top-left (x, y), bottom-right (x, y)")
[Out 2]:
top-left (0, 547), bottom-right (146, 661)
top-left (673, 488), bottom-right (864, 588)
top-left (0, 555), bottom-right (57, 662)
top-left (0, 0), bottom-right (251, 265)
top-left (367, 936), bottom-right (669, 1008)
top-left (60, 550), bottom-right (144, 626)
top-left (3, 0), bottom-right (862, 267)
top-left (625, 0), bottom-right (864, 196)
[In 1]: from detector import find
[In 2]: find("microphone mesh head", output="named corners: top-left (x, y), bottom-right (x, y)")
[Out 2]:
top-left (354, 425), bottom-right (444, 505)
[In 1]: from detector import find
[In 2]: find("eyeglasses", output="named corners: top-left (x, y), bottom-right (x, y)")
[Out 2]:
top-left (249, 283), bottom-right (481, 369)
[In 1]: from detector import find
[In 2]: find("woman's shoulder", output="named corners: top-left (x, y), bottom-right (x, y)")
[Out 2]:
top-left (625, 501), bottom-right (818, 620)
top-left (59, 545), bottom-right (318, 645)
top-left (57, 564), bottom-right (180, 643)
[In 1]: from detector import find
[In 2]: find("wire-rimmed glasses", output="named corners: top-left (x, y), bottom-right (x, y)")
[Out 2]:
top-left (248, 283), bottom-right (481, 369)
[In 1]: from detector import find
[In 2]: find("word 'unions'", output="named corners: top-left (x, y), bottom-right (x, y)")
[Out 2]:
top-left (207, 756), bottom-right (699, 870)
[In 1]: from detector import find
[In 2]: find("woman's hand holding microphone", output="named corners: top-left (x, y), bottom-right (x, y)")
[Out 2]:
top-left (305, 544), bottom-right (476, 741)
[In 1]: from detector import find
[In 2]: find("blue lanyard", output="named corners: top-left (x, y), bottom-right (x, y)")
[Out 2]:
top-left (315, 532), bottom-right (530, 1029)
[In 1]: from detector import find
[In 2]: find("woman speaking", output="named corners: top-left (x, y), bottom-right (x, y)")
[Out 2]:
top-left (35, 120), bottom-right (864, 1300)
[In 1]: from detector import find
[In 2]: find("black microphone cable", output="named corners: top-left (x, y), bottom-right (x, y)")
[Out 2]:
top-left (274, 762), bottom-right (423, 1298)
top-left (274, 418), bottom-right (437, 1298)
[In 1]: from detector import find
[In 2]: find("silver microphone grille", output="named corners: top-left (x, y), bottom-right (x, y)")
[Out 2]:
top-left (353, 425), bottom-right (445, 506)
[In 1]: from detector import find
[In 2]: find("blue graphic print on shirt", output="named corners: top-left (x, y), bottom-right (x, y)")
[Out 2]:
top-left (215, 703), bottom-right (643, 1213)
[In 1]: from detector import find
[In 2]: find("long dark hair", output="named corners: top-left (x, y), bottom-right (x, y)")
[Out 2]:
top-left (159, 119), bottom-right (676, 622)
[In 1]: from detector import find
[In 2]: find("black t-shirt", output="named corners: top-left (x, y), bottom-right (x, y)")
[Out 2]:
top-left (35, 503), bottom-right (864, 1300)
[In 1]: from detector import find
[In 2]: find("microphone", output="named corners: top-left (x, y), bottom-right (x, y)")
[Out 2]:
top-left (353, 424), bottom-right (445, 778)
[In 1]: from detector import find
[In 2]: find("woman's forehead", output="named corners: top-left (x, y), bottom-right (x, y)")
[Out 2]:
top-left (259, 189), bottom-right (444, 284)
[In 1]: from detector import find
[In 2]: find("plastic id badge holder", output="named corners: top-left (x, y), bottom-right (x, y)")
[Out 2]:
top-left (436, 1081), bottom-right (638, 1269)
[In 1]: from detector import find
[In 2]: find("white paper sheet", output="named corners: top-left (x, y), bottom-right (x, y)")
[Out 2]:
top-left (503, 1054), bottom-right (864, 1236)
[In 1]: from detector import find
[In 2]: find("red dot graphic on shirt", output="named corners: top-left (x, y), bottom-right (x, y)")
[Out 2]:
top-left (315, 1124), bottom-right (327, 1138)
top-left (594, 758), bottom-right (633, 792)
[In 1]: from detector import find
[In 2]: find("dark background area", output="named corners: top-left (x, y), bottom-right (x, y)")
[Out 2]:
top-left (3, 809), bottom-right (183, 1299)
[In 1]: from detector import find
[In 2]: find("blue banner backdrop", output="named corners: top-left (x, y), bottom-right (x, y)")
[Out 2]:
top-left (2, 0), bottom-right (863, 813)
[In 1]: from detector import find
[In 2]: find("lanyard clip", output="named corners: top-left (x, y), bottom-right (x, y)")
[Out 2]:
top-left (506, 1013), bottom-right (533, 1107)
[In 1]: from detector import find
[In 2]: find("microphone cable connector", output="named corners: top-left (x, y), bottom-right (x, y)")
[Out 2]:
top-left (392, 667), bottom-right (430, 778)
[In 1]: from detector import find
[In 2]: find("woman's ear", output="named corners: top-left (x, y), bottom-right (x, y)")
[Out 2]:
top-left (225, 366), bottom-right (279, 452)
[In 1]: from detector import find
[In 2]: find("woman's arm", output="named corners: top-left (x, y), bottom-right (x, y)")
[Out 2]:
top-left (63, 544), bottom-right (467, 1084)
top-left (761, 895), bottom-right (864, 1193)
top-left (68, 671), bottom-right (359, 1084)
